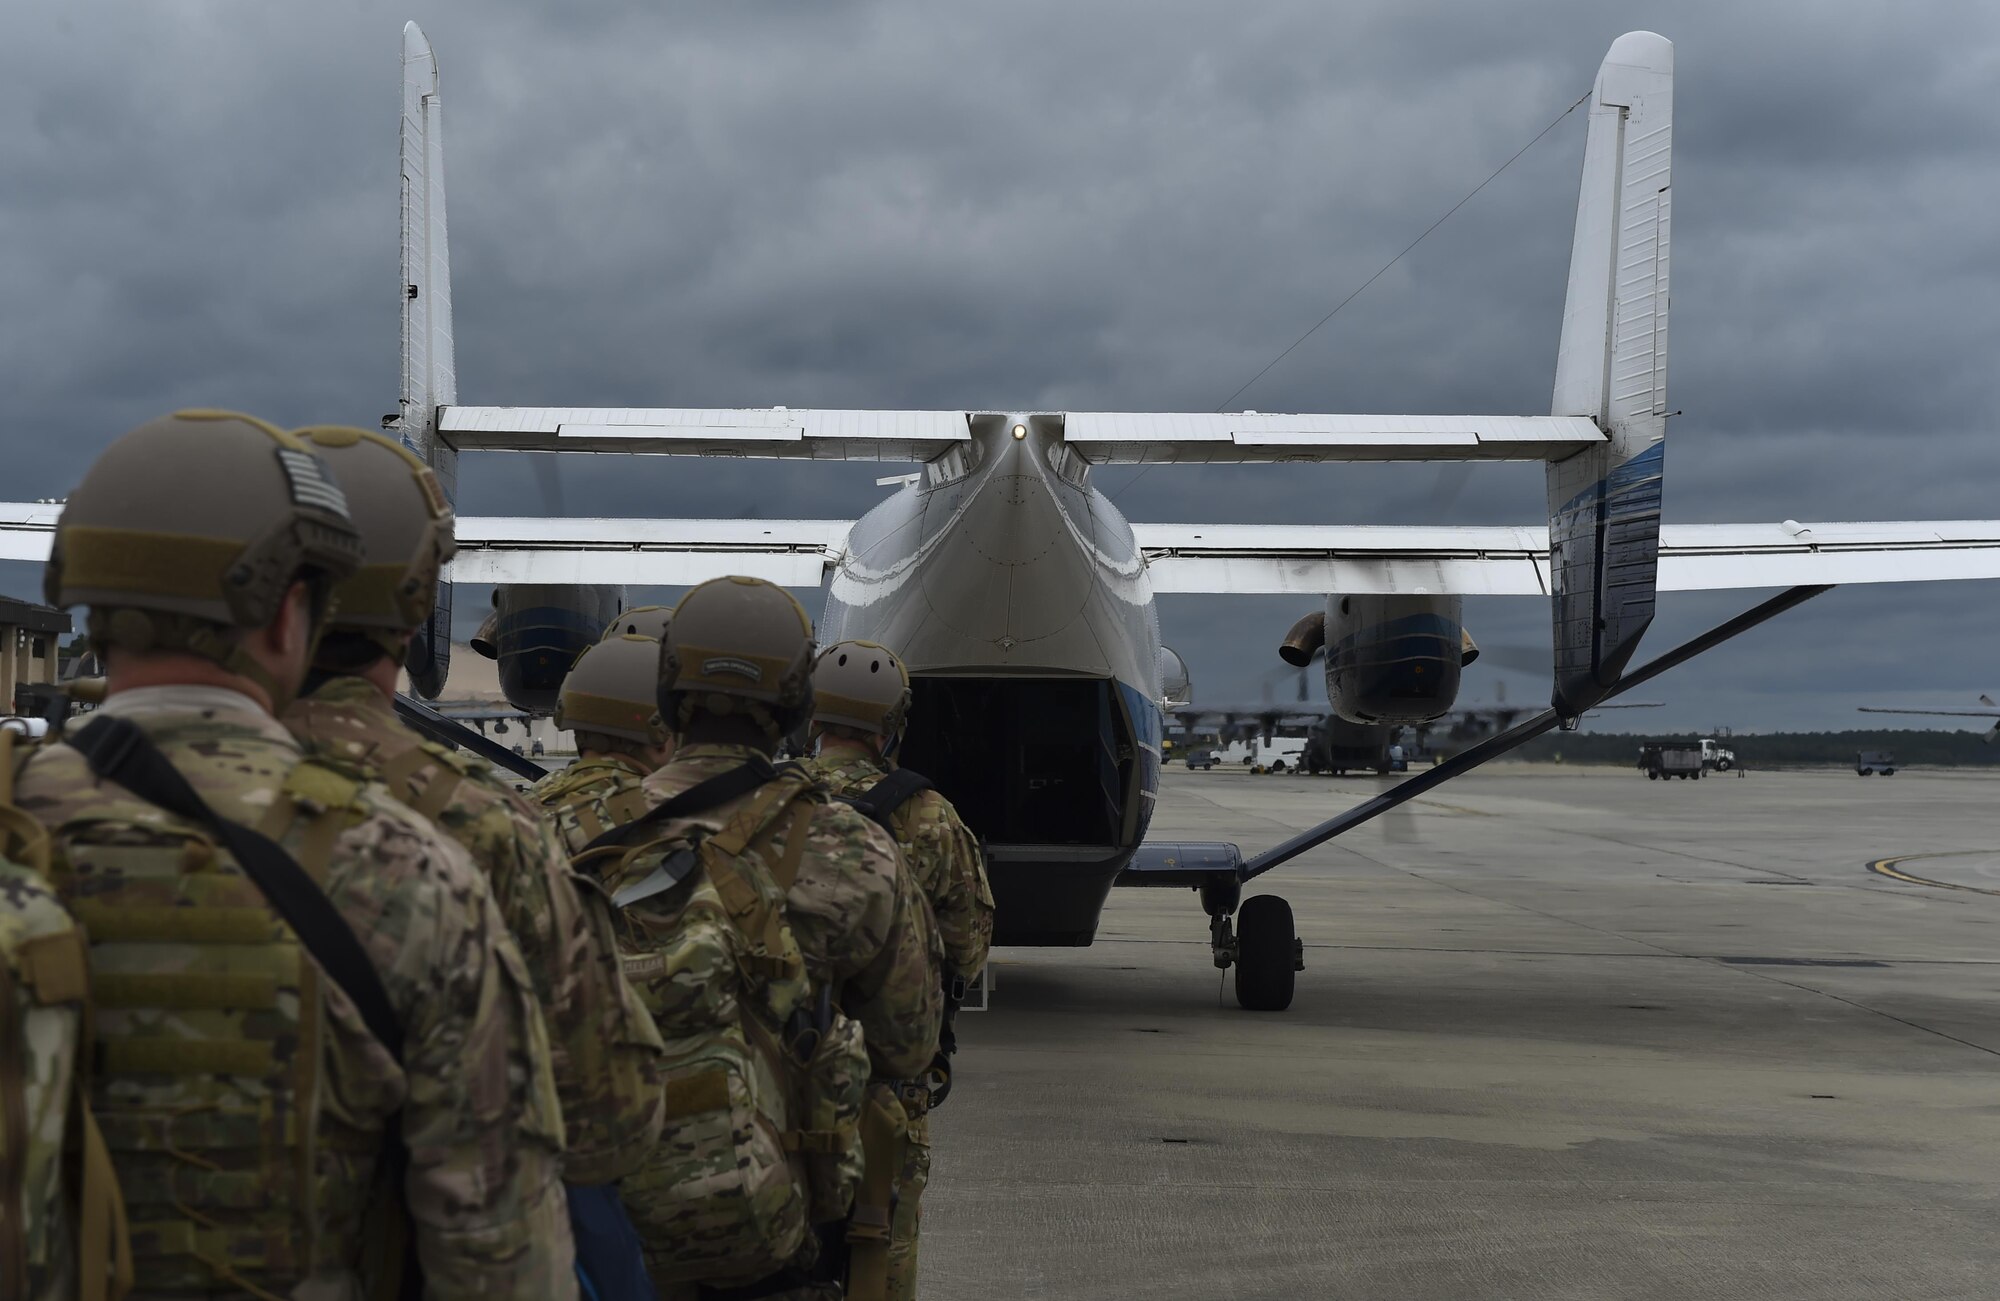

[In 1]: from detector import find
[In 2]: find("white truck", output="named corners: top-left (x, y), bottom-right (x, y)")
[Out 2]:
top-left (1697, 737), bottom-right (1736, 772)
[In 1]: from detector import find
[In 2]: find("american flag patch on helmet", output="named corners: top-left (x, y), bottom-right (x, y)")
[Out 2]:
top-left (276, 448), bottom-right (353, 518)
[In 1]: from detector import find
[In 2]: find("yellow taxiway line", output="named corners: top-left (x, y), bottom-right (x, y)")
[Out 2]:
top-left (1867, 851), bottom-right (2000, 898)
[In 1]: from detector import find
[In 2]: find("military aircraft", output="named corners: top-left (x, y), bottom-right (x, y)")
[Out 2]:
top-left (1859, 696), bottom-right (2000, 742)
top-left (8, 27), bottom-right (2000, 1012)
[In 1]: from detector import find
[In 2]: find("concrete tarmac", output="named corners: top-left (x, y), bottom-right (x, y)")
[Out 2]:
top-left (921, 765), bottom-right (2000, 1301)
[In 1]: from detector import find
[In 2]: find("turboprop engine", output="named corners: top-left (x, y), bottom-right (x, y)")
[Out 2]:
top-left (470, 583), bottom-right (625, 713)
top-left (1280, 597), bottom-right (1478, 725)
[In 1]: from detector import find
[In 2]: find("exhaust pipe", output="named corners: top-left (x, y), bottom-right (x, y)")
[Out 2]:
top-left (470, 610), bottom-right (500, 660)
top-left (1278, 611), bottom-right (1325, 668)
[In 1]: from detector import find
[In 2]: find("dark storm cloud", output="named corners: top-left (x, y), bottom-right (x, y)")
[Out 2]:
top-left (4, 0), bottom-right (1998, 729)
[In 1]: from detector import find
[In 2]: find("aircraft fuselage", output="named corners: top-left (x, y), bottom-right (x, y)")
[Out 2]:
top-left (821, 415), bottom-right (1163, 944)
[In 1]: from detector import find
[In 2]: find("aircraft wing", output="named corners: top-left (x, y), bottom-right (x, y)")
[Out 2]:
top-left (1856, 707), bottom-right (2000, 719)
top-left (0, 508), bottom-right (851, 587)
top-left (1133, 522), bottom-right (2000, 595)
top-left (440, 407), bottom-right (1607, 463)
top-left (0, 503), bottom-right (62, 563)
top-left (446, 517), bottom-right (850, 586)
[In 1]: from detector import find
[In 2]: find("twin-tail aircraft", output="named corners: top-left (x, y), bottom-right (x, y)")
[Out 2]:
top-left (7, 27), bottom-right (2000, 1011)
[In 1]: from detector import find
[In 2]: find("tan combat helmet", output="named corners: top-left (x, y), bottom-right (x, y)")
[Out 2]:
top-left (659, 576), bottom-right (815, 737)
top-left (601, 604), bottom-right (672, 642)
top-left (811, 640), bottom-right (912, 741)
top-left (292, 425), bottom-right (456, 658)
top-left (45, 410), bottom-right (364, 700)
top-left (556, 635), bottom-right (669, 746)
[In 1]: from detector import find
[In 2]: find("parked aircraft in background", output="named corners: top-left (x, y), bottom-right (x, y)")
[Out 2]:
top-left (1860, 696), bottom-right (2000, 742)
top-left (7, 29), bottom-right (2000, 1012)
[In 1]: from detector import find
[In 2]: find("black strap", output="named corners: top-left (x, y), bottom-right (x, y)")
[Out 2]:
top-left (840, 767), bottom-right (935, 829)
top-left (575, 757), bottom-right (777, 864)
top-left (69, 716), bottom-right (405, 1064)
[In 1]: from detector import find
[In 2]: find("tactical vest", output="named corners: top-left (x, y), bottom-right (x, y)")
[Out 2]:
top-left (580, 767), bottom-right (868, 1288)
top-left (30, 736), bottom-right (378, 1296)
top-left (0, 729), bottom-right (130, 1301)
top-left (535, 756), bottom-right (654, 853)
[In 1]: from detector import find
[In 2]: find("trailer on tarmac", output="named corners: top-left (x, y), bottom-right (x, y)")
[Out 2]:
top-left (1638, 740), bottom-right (1706, 780)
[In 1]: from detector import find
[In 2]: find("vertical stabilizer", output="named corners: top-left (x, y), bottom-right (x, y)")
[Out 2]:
top-left (1546, 31), bottom-right (1672, 718)
top-left (400, 21), bottom-right (457, 697)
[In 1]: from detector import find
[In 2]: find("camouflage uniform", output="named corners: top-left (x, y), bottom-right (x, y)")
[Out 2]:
top-left (17, 686), bottom-right (576, 1298)
top-left (530, 751), bottom-right (656, 861)
top-left (804, 750), bottom-right (993, 1301)
top-left (286, 674), bottom-right (665, 1185)
top-left (0, 860), bottom-right (81, 1301)
top-left (623, 743), bottom-right (942, 1297)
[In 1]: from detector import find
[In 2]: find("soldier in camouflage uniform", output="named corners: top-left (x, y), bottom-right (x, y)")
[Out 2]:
top-left (1, 727), bottom-right (123, 1301)
top-left (532, 628), bottom-right (674, 858)
top-left (803, 640), bottom-right (995, 1301)
top-left (17, 411), bottom-right (574, 1297)
top-left (606, 576), bottom-right (941, 1297)
top-left (278, 427), bottom-right (665, 1206)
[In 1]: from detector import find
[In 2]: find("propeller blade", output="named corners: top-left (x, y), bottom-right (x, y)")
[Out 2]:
top-left (529, 453), bottom-right (566, 517)
top-left (1981, 694), bottom-right (1996, 708)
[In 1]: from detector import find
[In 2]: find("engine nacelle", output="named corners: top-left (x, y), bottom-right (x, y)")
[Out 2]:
top-left (481, 584), bottom-right (625, 714)
top-left (1322, 593), bottom-right (1465, 724)
top-left (1156, 646), bottom-right (1192, 707)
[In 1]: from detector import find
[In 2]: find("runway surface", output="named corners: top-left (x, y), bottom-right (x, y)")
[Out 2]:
top-left (920, 765), bottom-right (2000, 1301)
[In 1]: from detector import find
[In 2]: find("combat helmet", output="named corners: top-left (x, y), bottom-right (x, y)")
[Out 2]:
top-left (659, 576), bottom-right (815, 738)
top-left (602, 604), bottom-right (672, 642)
top-left (557, 635), bottom-right (669, 746)
top-left (292, 425), bottom-right (455, 659)
top-left (811, 640), bottom-right (912, 741)
top-left (44, 410), bottom-right (364, 703)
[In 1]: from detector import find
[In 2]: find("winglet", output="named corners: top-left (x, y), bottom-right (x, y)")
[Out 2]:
top-left (1545, 31), bottom-right (1673, 717)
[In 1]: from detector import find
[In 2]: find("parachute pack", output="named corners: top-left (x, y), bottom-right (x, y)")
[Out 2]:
top-left (579, 762), bottom-right (869, 1288)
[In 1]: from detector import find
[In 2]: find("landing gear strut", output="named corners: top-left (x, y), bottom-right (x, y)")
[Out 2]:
top-left (1202, 878), bottom-right (1303, 1011)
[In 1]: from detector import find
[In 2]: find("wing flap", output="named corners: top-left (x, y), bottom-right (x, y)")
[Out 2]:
top-left (444, 515), bottom-right (849, 587)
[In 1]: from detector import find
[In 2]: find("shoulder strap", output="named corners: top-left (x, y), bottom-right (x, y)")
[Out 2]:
top-left (575, 757), bottom-right (777, 862)
top-left (68, 716), bottom-right (405, 1066)
top-left (841, 767), bottom-right (936, 829)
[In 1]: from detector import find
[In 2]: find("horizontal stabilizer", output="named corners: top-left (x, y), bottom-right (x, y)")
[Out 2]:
top-left (440, 406), bottom-right (1606, 464)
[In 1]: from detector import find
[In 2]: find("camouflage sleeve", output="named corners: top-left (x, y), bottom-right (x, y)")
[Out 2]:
top-left (789, 806), bottom-right (943, 1080)
top-left (0, 863), bottom-right (82, 1298)
top-left (462, 777), bottom-right (666, 1185)
top-left (907, 795), bottom-right (995, 980)
top-left (328, 805), bottom-right (576, 1297)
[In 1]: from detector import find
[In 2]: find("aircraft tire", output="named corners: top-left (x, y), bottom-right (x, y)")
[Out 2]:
top-left (1234, 895), bottom-right (1297, 1011)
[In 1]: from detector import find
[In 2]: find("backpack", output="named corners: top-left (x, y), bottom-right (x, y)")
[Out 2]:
top-left (39, 716), bottom-right (411, 1299)
top-left (579, 763), bottom-right (868, 1288)
top-left (836, 768), bottom-right (935, 832)
top-left (0, 727), bottom-right (131, 1301)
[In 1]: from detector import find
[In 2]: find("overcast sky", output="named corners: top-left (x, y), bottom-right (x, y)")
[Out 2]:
top-left (5, 1), bottom-right (1998, 732)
